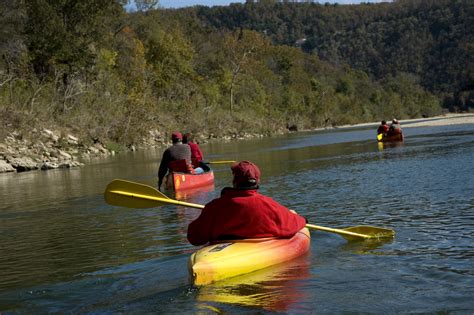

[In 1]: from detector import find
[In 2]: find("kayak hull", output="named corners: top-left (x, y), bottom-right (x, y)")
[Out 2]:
top-left (378, 133), bottom-right (403, 142)
top-left (189, 228), bottom-right (311, 286)
top-left (164, 170), bottom-right (214, 191)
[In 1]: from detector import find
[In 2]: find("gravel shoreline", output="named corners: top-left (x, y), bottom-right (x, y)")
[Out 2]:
top-left (335, 113), bottom-right (474, 130)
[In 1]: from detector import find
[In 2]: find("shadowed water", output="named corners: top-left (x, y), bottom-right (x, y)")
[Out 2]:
top-left (1, 123), bottom-right (473, 313)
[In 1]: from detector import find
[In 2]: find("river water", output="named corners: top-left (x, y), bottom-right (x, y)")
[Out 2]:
top-left (1, 121), bottom-right (473, 313)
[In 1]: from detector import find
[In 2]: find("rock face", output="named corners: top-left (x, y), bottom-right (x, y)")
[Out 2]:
top-left (7, 157), bottom-right (38, 172)
top-left (0, 126), bottom-right (169, 173)
top-left (1, 124), bottom-right (277, 174)
top-left (0, 159), bottom-right (15, 173)
top-left (0, 129), bottom-right (91, 174)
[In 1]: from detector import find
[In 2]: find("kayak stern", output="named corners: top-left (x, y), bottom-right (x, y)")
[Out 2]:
top-left (189, 228), bottom-right (311, 286)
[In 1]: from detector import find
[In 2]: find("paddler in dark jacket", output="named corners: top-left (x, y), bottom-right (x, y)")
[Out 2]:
top-left (187, 160), bottom-right (307, 246)
top-left (157, 131), bottom-right (193, 190)
top-left (387, 118), bottom-right (402, 136)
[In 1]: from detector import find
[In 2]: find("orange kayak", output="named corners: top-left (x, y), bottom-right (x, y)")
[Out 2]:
top-left (188, 228), bottom-right (311, 286)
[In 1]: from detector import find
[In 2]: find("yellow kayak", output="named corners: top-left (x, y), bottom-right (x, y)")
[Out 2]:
top-left (188, 228), bottom-right (311, 286)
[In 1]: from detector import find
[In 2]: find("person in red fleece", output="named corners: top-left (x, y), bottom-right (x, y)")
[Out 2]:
top-left (187, 160), bottom-right (307, 246)
top-left (377, 120), bottom-right (389, 135)
top-left (183, 133), bottom-right (204, 167)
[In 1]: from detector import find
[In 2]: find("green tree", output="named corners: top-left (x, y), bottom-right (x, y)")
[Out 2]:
top-left (0, 0), bottom-right (27, 76)
top-left (24, 0), bottom-right (123, 79)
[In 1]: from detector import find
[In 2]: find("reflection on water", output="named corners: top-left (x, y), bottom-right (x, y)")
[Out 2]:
top-left (197, 254), bottom-right (311, 312)
top-left (172, 183), bottom-right (215, 202)
top-left (340, 238), bottom-right (395, 255)
top-left (377, 141), bottom-right (404, 151)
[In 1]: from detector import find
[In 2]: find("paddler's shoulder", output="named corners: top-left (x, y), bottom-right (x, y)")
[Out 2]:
top-left (220, 187), bottom-right (259, 197)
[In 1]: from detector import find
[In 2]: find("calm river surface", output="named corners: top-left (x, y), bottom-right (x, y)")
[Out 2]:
top-left (1, 122), bottom-right (473, 313)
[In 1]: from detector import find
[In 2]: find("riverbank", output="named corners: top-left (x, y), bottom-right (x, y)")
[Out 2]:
top-left (334, 113), bottom-right (474, 130)
top-left (1, 113), bottom-right (473, 174)
top-left (0, 127), bottom-right (270, 174)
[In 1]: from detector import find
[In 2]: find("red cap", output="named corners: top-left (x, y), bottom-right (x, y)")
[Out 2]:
top-left (171, 131), bottom-right (182, 141)
top-left (231, 160), bottom-right (261, 186)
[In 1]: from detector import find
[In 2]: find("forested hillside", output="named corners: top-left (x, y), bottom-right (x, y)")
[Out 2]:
top-left (1, 0), bottom-right (469, 152)
top-left (193, 0), bottom-right (474, 111)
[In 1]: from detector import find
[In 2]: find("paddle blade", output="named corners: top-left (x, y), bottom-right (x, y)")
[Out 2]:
top-left (104, 179), bottom-right (171, 209)
top-left (306, 224), bottom-right (395, 241)
top-left (377, 133), bottom-right (383, 141)
top-left (342, 226), bottom-right (395, 241)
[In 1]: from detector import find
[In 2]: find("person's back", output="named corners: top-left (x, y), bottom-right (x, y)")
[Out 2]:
top-left (157, 132), bottom-right (192, 189)
top-left (388, 119), bottom-right (402, 136)
top-left (187, 161), bottom-right (306, 245)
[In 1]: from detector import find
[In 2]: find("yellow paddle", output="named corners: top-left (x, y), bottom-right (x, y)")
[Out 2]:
top-left (104, 179), bottom-right (395, 241)
top-left (377, 133), bottom-right (383, 141)
top-left (204, 160), bottom-right (236, 164)
top-left (105, 179), bottom-right (205, 209)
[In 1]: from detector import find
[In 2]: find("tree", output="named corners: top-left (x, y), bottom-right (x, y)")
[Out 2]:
top-left (135, 0), bottom-right (159, 11)
top-left (0, 0), bottom-right (27, 76)
top-left (24, 0), bottom-right (123, 80)
top-left (223, 29), bottom-right (269, 114)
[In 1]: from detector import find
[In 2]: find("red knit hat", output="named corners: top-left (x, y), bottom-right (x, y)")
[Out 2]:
top-left (231, 160), bottom-right (261, 186)
top-left (171, 131), bottom-right (182, 141)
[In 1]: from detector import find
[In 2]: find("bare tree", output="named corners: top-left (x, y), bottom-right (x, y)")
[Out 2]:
top-left (135, 0), bottom-right (160, 11)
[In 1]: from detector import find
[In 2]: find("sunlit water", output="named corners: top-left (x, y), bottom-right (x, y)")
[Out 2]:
top-left (1, 122), bottom-right (473, 313)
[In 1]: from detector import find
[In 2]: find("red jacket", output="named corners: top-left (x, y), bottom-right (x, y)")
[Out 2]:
top-left (187, 188), bottom-right (307, 246)
top-left (188, 141), bottom-right (203, 167)
top-left (377, 124), bottom-right (389, 135)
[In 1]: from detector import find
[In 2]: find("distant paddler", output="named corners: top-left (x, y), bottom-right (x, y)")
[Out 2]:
top-left (377, 118), bottom-right (404, 142)
top-left (377, 120), bottom-right (389, 136)
top-left (387, 118), bottom-right (403, 137)
top-left (183, 132), bottom-right (204, 168)
top-left (157, 131), bottom-right (203, 190)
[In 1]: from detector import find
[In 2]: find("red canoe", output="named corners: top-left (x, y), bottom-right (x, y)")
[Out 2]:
top-left (378, 133), bottom-right (404, 142)
top-left (164, 169), bottom-right (214, 191)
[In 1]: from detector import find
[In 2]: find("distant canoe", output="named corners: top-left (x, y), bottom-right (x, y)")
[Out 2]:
top-left (377, 133), bottom-right (404, 142)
